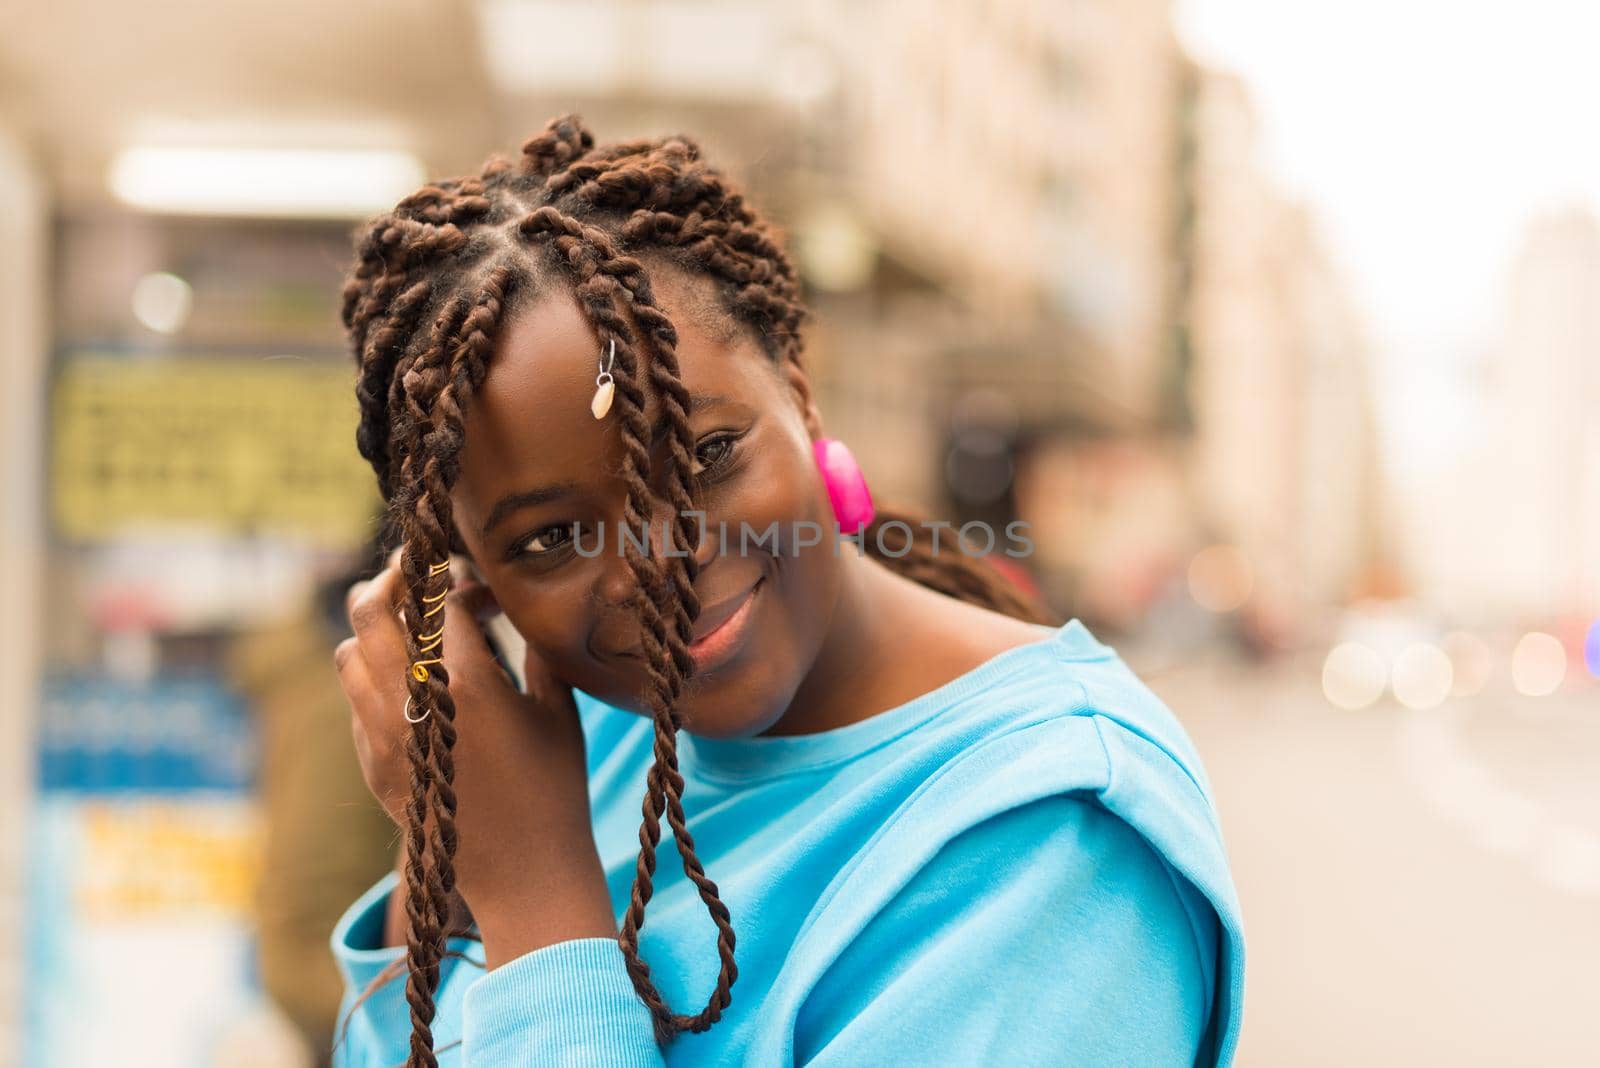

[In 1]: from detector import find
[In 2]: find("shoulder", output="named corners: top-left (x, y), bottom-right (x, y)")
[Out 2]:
top-left (891, 619), bottom-right (1218, 831)
top-left (837, 632), bottom-right (1228, 904)
top-left (791, 791), bottom-right (1221, 1066)
top-left (926, 618), bottom-right (1225, 839)
top-left (789, 737), bottom-right (1243, 1065)
top-left (855, 621), bottom-right (1246, 1064)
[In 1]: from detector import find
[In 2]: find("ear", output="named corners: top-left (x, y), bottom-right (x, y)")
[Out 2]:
top-left (781, 352), bottom-right (824, 440)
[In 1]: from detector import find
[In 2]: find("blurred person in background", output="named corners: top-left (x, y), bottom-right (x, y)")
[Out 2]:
top-left (329, 113), bottom-right (1244, 1067)
top-left (226, 530), bottom-right (396, 1066)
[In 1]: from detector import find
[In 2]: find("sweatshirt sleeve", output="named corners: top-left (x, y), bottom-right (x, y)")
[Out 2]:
top-left (793, 794), bottom-right (1221, 1068)
top-left (330, 872), bottom-right (488, 1066)
top-left (458, 936), bottom-right (665, 1066)
top-left (329, 872), bottom-right (420, 1068)
top-left (329, 872), bottom-right (663, 1067)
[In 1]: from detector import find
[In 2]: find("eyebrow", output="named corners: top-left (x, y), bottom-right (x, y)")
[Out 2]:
top-left (480, 390), bottom-right (744, 540)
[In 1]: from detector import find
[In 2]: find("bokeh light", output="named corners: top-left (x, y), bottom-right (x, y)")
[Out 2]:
top-left (944, 430), bottom-right (1014, 506)
top-left (1511, 631), bottom-right (1567, 696)
top-left (795, 202), bottom-right (875, 292)
top-left (1585, 619), bottom-right (1600, 678)
top-left (1392, 643), bottom-right (1454, 710)
top-left (131, 271), bottom-right (192, 334)
top-left (1187, 544), bottom-right (1253, 613)
top-left (1322, 641), bottom-right (1388, 710)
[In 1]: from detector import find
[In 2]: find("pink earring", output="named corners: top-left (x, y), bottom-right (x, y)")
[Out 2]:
top-left (813, 437), bottom-right (875, 534)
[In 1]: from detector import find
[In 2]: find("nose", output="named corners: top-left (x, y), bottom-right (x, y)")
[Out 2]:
top-left (644, 491), bottom-right (718, 569)
top-left (593, 493), bottom-right (715, 607)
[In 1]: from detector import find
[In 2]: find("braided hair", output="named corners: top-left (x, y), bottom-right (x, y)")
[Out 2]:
top-left (338, 112), bottom-right (1058, 1066)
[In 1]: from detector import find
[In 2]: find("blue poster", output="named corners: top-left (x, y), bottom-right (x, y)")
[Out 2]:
top-left (25, 673), bottom-right (289, 1067)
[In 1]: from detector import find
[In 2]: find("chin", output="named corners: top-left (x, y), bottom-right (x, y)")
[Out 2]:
top-left (676, 655), bottom-right (792, 739)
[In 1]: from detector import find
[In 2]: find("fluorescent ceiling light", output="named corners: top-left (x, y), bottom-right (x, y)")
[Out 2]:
top-left (476, 0), bottom-right (785, 98)
top-left (108, 146), bottom-right (426, 218)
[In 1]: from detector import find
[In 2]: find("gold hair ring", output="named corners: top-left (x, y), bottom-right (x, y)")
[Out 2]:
top-left (407, 558), bottom-right (452, 685)
top-left (591, 338), bottom-right (616, 419)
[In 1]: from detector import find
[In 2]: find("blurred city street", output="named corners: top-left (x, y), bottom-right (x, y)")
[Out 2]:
top-left (1150, 648), bottom-right (1600, 1066)
top-left (1, 1), bottom-right (1598, 1064)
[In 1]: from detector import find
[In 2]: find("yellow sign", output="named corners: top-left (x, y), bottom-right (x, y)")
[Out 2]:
top-left (77, 800), bottom-right (263, 920)
top-left (51, 355), bottom-right (382, 546)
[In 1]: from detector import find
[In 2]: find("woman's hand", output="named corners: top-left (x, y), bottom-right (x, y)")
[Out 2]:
top-left (334, 548), bottom-right (617, 968)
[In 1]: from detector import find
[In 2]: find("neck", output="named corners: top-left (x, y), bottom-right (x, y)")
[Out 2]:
top-left (760, 547), bottom-right (926, 737)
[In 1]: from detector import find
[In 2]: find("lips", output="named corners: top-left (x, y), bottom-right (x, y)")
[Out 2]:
top-left (604, 576), bottom-right (765, 661)
top-left (691, 580), bottom-right (762, 643)
top-left (686, 576), bottom-right (764, 671)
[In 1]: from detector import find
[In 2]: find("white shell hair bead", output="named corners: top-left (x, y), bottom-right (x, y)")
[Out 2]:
top-left (591, 377), bottom-right (615, 419)
top-left (592, 337), bottom-right (617, 420)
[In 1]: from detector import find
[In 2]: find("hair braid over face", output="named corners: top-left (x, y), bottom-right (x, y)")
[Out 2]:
top-left (339, 112), bottom-right (1055, 1065)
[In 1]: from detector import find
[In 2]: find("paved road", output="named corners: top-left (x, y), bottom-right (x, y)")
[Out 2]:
top-left (1139, 650), bottom-right (1600, 1067)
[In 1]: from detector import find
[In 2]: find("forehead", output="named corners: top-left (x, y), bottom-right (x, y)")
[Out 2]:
top-left (451, 267), bottom-right (774, 532)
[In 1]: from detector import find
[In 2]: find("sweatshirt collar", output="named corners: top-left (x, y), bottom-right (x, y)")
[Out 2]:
top-left (678, 619), bottom-right (1110, 783)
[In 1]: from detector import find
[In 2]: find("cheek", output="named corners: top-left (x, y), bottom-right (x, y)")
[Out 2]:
top-left (490, 576), bottom-right (597, 677)
top-left (731, 432), bottom-right (823, 529)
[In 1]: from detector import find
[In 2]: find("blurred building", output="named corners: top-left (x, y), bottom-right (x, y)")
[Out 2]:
top-left (1181, 69), bottom-right (1383, 647)
top-left (1422, 207), bottom-right (1600, 620)
top-left (0, 122), bottom-right (48, 1064)
top-left (1497, 207), bottom-right (1600, 618)
top-left (789, 6), bottom-right (1383, 639)
top-left (795, 0), bottom-right (1202, 626)
top-left (802, 0), bottom-right (1185, 423)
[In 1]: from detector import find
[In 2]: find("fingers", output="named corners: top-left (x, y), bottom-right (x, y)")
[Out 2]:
top-left (439, 584), bottom-right (509, 687)
top-left (450, 574), bottom-right (503, 622)
top-left (333, 631), bottom-right (400, 810)
top-left (520, 643), bottom-right (574, 716)
top-left (346, 549), bottom-right (503, 674)
top-left (341, 549), bottom-right (524, 744)
top-left (346, 577), bottom-right (408, 689)
top-left (336, 545), bottom-right (446, 829)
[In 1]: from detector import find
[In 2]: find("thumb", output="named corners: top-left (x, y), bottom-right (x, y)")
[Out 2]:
top-left (442, 574), bottom-right (571, 713)
top-left (450, 575), bottom-right (504, 623)
top-left (438, 585), bottom-right (516, 692)
top-left (520, 637), bottom-right (576, 718)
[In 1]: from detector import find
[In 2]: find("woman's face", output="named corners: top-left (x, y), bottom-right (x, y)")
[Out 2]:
top-left (448, 265), bottom-right (841, 738)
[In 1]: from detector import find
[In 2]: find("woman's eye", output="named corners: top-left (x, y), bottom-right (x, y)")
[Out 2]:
top-left (518, 523), bottom-right (574, 557)
top-left (690, 433), bottom-right (740, 479)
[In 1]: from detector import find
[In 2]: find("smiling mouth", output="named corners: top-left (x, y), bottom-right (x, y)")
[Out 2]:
top-left (687, 576), bottom-right (764, 668)
top-left (691, 578), bottom-right (762, 642)
top-left (608, 576), bottom-right (766, 664)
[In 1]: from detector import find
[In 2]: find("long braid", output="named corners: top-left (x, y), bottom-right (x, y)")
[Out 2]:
top-left (331, 275), bottom-right (513, 1066)
top-left (417, 267), bottom-right (517, 910)
top-left (353, 278), bottom-right (433, 499)
top-left (387, 294), bottom-right (471, 1067)
top-left (864, 505), bottom-right (1060, 625)
top-left (518, 206), bottom-right (738, 1037)
top-left (391, 271), bottom-right (518, 1068)
top-left (338, 112), bottom-right (1053, 1064)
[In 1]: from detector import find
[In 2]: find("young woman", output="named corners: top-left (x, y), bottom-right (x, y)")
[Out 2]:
top-left (330, 114), bottom-right (1245, 1067)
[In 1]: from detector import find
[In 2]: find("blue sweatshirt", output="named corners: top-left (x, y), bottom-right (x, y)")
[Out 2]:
top-left (330, 618), bottom-right (1246, 1066)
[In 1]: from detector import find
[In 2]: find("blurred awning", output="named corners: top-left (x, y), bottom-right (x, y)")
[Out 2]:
top-left (0, 0), bottom-right (494, 212)
top-left (940, 325), bottom-right (1150, 441)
